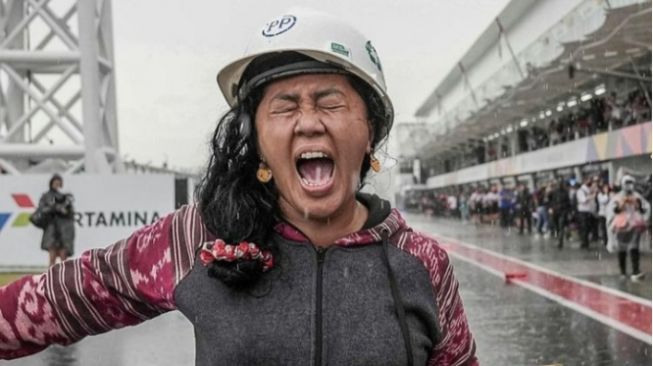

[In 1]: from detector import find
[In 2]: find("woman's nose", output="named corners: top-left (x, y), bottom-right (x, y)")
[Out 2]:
top-left (294, 109), bottom-right (326, 137)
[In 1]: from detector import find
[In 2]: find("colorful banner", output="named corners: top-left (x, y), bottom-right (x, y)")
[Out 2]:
top-left (0, 174), bottom-right (175, 267)
top-left (427, 122), bottom-right (651, 188)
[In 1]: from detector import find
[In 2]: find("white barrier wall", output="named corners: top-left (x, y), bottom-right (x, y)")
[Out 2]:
top-left (0, 174), bottom-right (175, 267)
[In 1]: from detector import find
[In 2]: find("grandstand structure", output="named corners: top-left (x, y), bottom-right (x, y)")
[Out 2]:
top-left (400, 0), bottom-right (651, 193)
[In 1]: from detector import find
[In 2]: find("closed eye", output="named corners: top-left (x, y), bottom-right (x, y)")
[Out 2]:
top-left (269, 93), bottom-right (300, 115)
top-left (270, 102), bottom-right (299, 115)
top-left (272, 107), bottom-right (297, 114)
top-left (320, 104), bottom-right (345, 111)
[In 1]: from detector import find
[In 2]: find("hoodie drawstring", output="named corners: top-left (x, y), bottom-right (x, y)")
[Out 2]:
top-left (381, 230), bottom-right (414, 366)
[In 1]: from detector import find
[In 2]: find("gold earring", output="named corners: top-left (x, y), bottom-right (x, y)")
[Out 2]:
top-left (256, 162), bottom-right (272, 183)
top-left (370, 154), bottom-right (381, 173)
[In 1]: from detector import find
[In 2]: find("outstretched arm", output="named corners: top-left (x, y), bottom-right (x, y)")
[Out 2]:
top-left (398, 231), bottom-right (478, 366)
top-left (427, 248), bottom-right (478, 366)
top-left (0, 212), bottom-right (177, 359)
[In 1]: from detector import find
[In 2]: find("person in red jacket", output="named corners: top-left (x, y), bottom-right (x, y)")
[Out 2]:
top-left (0, 9), bottom-right (478, 366)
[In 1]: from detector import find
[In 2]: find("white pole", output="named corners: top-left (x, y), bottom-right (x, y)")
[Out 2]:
top-left (77, 0), bottom-right (107, 173)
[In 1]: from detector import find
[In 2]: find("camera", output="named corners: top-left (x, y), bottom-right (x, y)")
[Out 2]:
top-left (54, 193), bottom-right (67, 203)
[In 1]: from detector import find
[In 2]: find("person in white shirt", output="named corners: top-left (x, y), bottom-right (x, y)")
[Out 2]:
top-left (483, 186), bottom-right (500, 225)
top-left (597, 183), bottom-right (611, 247)
top-left (576, 178), bottom-right (597, 249)
top-left (469, 187), bottom-right (484, 225)
top-left (447, 194), bottom-right (458, 217)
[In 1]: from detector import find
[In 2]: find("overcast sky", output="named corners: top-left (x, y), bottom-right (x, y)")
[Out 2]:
top-left (111, 0), bottom-right (511, 171)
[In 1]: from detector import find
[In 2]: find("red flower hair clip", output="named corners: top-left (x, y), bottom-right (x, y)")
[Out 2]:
top-left (199, 239), bottom-right (274, 272)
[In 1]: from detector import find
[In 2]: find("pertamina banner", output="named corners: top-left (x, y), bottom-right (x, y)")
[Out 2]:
top-left (0, 174), bottom-right (175, 268)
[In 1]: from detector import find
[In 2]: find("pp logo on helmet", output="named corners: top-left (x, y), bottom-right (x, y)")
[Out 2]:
top-left (262, 15), bottom-right (297, 37)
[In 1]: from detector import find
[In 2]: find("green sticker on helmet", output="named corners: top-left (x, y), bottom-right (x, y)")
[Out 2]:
top-left (330, 42), bottom-right (350, 57)
top-left (365, 41), bottom-right (382, 72)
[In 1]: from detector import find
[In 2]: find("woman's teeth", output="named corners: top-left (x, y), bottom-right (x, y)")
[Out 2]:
top-left (300, 151), bottom-right (329, 159)
top-left (302, 178), bottom-right (327, 186)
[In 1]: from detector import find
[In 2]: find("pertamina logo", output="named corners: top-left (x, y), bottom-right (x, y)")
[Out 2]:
top-left (0, 193), bottom-right (161, 232)
top-left (0, 193), bottom-right (35, 232)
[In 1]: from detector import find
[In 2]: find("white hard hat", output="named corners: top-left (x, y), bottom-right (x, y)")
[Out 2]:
top-left (217, 8), bottom-right (394, 136)
top-left (621, 175), bottom-right (636, 185)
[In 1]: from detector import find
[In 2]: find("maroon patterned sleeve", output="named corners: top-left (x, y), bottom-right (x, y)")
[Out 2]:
top-left (0, 208), bottom-right (186, 360)
top-left (397, 231), bottom-right (479, 366)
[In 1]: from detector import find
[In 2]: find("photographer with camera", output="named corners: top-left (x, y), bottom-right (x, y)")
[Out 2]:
top-left (33, 174), bottom-right (76, 267)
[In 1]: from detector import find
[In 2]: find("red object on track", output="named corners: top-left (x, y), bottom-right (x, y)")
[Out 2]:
top-left (504, 272), bottom-right (527, 283)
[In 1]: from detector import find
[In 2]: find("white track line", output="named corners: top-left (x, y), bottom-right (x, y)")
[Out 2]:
top-left (444, 244), bottom-right (652, 345)
top-left (436, 233), bottom-right (652, 307)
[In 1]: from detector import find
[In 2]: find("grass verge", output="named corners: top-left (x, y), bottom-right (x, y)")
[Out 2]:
top-left (0, 273), bottom-right (32, 286)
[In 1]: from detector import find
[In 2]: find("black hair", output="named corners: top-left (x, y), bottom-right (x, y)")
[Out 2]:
top-left (49, 174), bottom-right (63, 190)
top-left (195, 86), bottom-right (280, 287)
top-left (196, 63), bottom-right (391, 288)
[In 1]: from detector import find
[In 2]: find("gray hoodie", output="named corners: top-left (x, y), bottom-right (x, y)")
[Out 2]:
top-left (0, 194), bottom-right (477, 365)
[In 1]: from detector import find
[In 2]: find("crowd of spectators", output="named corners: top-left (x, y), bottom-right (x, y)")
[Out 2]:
top-left (404, 174), bottom-right (652, 250)
top-left (515, 89), bottom-right (651, 154)
top-left (461, 89), bottom-right (653, 165)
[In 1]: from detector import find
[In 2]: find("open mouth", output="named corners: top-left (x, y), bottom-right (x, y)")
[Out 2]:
top-left (295, 151), bottom-right (335, 189)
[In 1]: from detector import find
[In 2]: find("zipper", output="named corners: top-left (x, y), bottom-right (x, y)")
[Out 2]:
top-left (314, 247), bottom-right (327, 366)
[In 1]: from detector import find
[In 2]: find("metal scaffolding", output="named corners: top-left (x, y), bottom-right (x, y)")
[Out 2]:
top-left (0, 0), bottom-right (121, 174)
